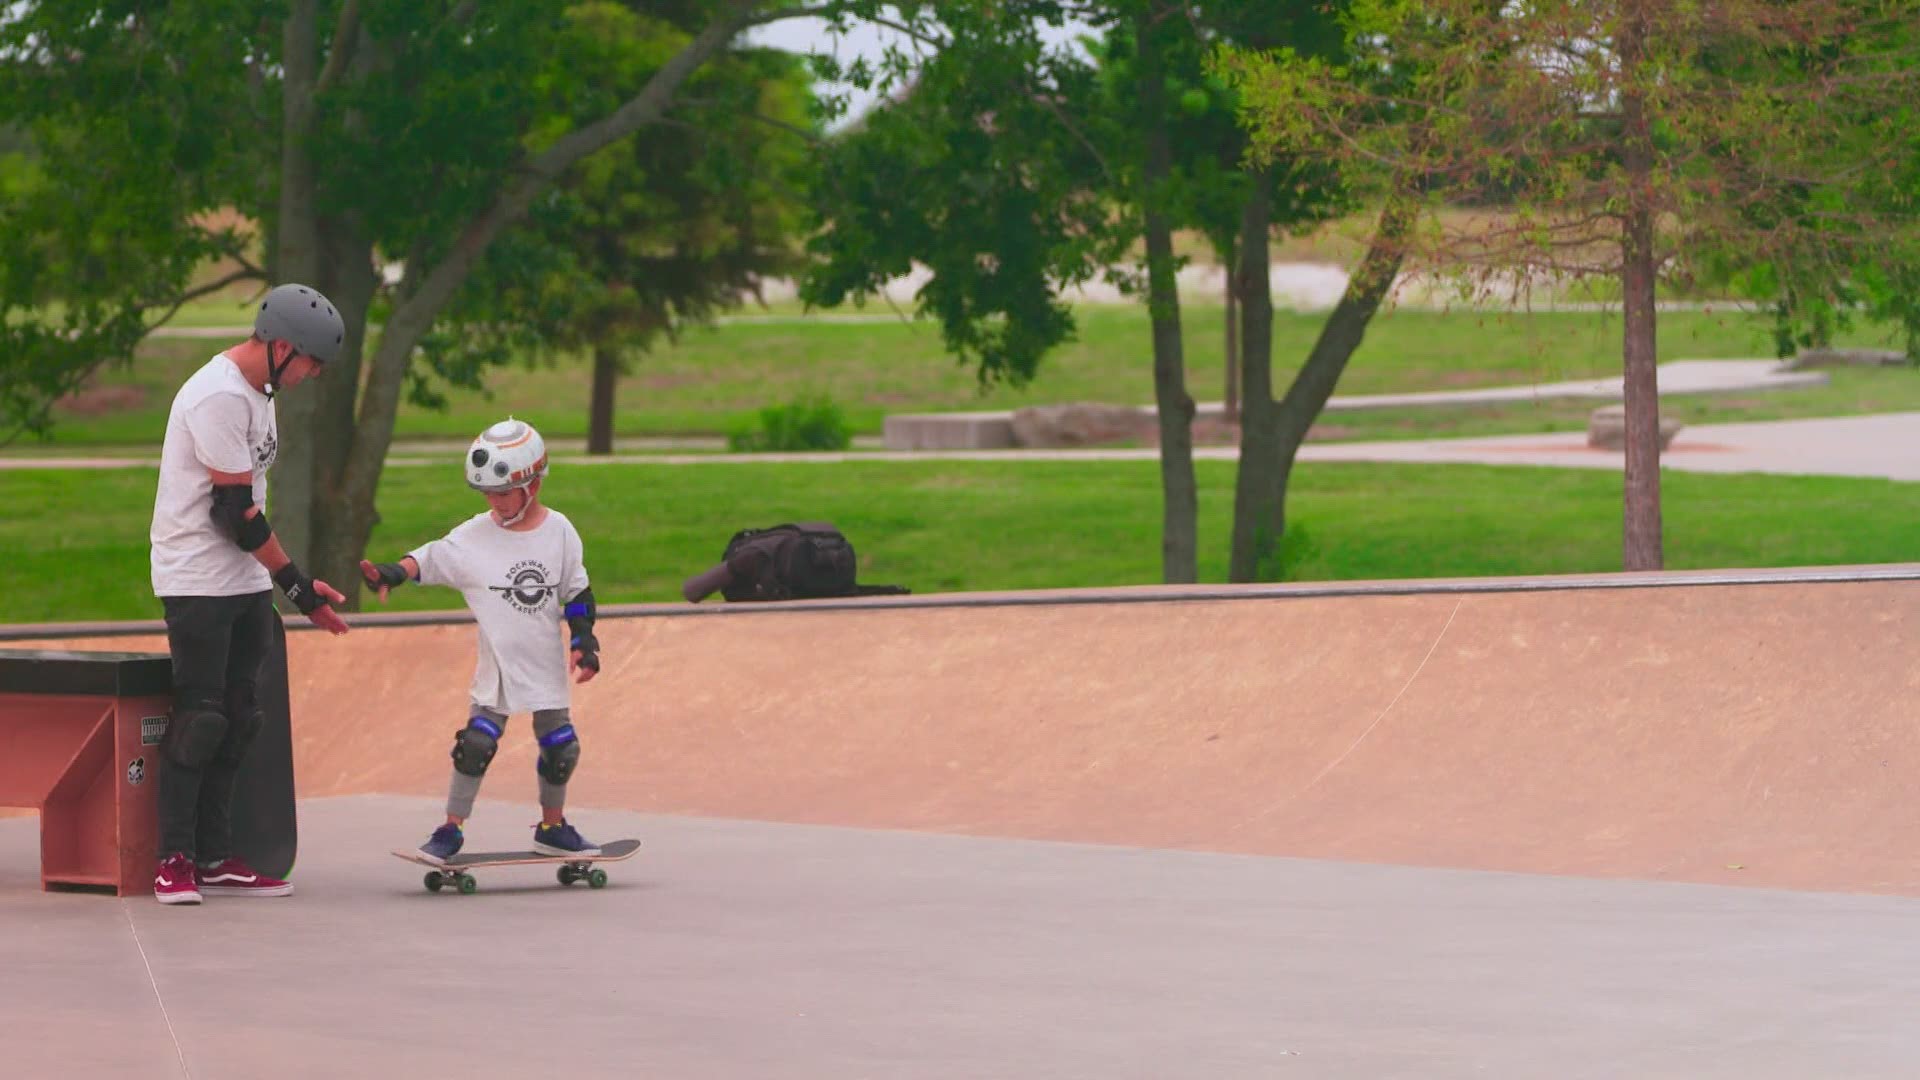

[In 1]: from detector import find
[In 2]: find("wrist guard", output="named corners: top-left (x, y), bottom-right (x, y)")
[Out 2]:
top-left (273, 562), bottom-right (324, 615)
top-left (366, 561), bottom-right (411, 589)
top-left (564, 587), bottom-right (599, 671)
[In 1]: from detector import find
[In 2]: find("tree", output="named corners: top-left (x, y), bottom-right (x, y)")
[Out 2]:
top-left (437, 12), bottom-right (816, 455)
top-left (1116, 2), bottom-right (1354, 584)
top-left (803, 1), bottom-right (1353, 585)
top-left (1189, 0), bottom-right (1362, 584)
top-left (805, 2), bottom-right (1224, 580)
top-left (0, 0), bottom-right (879, 607)
top-left (0, 8), bottom-right (265, 445)
top-left (1131, 1), bottom-right (1202, 582)
top-left (1223, 0), bottom-right (1920, 570)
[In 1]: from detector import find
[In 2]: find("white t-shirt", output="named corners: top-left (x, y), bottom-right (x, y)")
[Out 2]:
top-left (150, 354), bottom-right (278, 597)
top-left (408, 509), bottom-right (592, 714)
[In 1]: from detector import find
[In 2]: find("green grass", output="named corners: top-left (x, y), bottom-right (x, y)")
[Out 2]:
top-left (6, 458), bottom-right (1914, 624)
top-left (18, 303), bottom-right (1911, 452)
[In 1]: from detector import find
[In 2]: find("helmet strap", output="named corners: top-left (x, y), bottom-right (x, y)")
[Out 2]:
top-left (264, 339), bottom-right (295, 399)
top-left (495, 486), bottom-right (535, 527)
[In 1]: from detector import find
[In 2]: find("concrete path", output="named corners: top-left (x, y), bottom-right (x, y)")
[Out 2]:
top-left (1294, 411), bottom-right (1920, 481)
top-left (9, 795), bottom-right (1920, 1079)
top-left (6, 410), bottom-right (1919, 482)
top-left (142, 263), bottom-right (1746, 334)
top-left (1316, 358), bottom-right (1825, 411)
top-left (882, 359), bottom-right (1828, 449)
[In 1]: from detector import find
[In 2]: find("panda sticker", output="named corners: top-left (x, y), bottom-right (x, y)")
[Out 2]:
top-left (126, 757), bottom-right (146, 787)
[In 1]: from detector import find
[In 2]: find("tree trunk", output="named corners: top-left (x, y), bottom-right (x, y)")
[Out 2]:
top-left (305, 228), bottom-right (380, 607)
top-left (1223, 237), bottom-right (1240, 426)
top-left (1231, 183), bottom-right (1417, 582)
top-left (1136, 5), bottom-right (1197, 584)
top-left (1618, 4), bottom-right (1664, 571)
top-left (1229, 174), bottom-right (1276, 581)
top-left (282, 0), bottom-right (766, 609)
top-left (275, 7), bottom-right (383, 607)
top-left (308, 289), bottom-right (444, 607)
top-left (589, 344), bottom-right (619, 455)
top-left (268, 1), bottom-right (323, 572)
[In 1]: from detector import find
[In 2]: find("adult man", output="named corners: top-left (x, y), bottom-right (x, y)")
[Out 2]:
top-left (148, 282), bottom-right (352, 905)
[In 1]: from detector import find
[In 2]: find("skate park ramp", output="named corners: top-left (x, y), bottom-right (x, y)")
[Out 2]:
top-left (8, 565), bottom-right (1920, 1078)
top-left (13, 565), bottom-right (1920, 895)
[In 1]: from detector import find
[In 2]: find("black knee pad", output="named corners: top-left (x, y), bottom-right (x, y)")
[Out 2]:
top-left (536, 723), bottom-right (579, 785)
top-left (214, 689), bottom-right (264, 768)
top-left (452, 716), bottom-right (502, 777)
top-left (164, 707), bottom-right (229, 769)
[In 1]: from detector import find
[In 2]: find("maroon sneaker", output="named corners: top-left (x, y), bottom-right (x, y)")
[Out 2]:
top-left (197, 857), bottom-right (293, 898)
top-left (154, 852), bottom-right (202, 905)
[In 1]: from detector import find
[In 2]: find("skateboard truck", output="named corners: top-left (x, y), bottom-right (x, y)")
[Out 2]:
top-left (419, 862), bottom-right (605, 893)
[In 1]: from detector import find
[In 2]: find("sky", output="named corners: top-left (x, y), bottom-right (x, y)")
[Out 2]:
top-left (0, 6), bottom-right (1096, 131)
top-left (744, 11), bottom-right (1098, 127)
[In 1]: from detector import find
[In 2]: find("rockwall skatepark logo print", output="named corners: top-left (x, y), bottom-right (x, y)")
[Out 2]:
top-left (487, 560), bottom-right (557, 614)
top-left (255, 429), bottom-right (278, 471)
top-left (126, 757), bottom-right (145, 786)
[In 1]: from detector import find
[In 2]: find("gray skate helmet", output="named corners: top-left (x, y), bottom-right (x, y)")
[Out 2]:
top-left (254, 283), bottom-right (346, 395)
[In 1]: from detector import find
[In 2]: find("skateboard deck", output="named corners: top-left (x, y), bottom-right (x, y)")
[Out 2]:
top-left (392, 838), bottom-right (641, 894)
top-left (228, 612), bottom-right (298, 879)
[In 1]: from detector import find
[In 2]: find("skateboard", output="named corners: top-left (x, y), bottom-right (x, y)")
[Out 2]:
top-left (392, 838), bottom-right (641, 894)
top-left (229, 612), bottom-right (298, 879)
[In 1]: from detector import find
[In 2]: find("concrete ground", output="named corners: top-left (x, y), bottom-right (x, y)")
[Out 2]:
top-left (9, 795), bottom-right (1920, 1079)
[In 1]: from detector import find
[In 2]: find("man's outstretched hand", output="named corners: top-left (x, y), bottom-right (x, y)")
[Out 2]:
top-left (307, 580), bottom-right (349, 635)
top-left (275, 562), bottom-right (349, 635)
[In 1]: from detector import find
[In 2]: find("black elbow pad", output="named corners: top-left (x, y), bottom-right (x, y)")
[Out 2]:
top-left (210, 484), bottom-right (272, 552)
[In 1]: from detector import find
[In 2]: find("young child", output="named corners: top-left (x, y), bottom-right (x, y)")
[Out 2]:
top-left (360, 417), bottom-right (603, 863)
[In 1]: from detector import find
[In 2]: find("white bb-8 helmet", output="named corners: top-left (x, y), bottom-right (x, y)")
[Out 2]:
top-left (466, 418), bottom-right (549, 493)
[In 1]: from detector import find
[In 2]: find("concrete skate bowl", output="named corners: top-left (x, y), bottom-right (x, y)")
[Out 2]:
top-left (9, 564), bottom-right (1920, 896)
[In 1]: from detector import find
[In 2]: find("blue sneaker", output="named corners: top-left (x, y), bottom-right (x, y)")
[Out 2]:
top-left (532, 819), bottom-right (600, 857)
top-left (418, 823), bottom-right (464, 865)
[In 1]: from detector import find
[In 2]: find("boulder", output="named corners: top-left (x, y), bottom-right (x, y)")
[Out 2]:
top-left (1010, 403), bottom-right (1156, 448)
top-left (1787, 347), bottom-right (1907, 370)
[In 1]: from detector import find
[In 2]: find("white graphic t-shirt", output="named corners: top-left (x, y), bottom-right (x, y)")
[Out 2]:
top-left (409, 509), bottom-right (592, 714)
top-left (150, 354), bottom-right (278, 597)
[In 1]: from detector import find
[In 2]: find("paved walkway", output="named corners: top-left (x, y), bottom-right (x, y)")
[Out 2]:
top-left (1317, 358), bottom-right (1825, 411)
top-left (1296, 411), bottom-right (1920, 482)
top-left (143, 263), bottom-right (1751, 336)
top-left (8, 411), bottom-right (1918, 483)
top-left (882, 359), bottom-right (1830, 448)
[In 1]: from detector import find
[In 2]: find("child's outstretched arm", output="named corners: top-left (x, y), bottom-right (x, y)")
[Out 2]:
top-left (359, 556), bottom-right (420, 604)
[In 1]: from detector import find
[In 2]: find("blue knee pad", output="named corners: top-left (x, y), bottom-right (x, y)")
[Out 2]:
top-left (452, 715), bottom-right (502, 777)
top-left (536, 723), bottom-right (580, 785)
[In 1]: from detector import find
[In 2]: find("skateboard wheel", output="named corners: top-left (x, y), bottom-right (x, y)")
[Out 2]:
top-left (457, 873), bottom-right (478, 895)
top-left (424, 872), bottom-right (444, 893)
top-left (557, 866), bottom-right (577, 886)
top-left (587, 868), bottom-right (608, 889)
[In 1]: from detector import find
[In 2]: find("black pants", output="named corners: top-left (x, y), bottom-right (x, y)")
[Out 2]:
top-left (157, 591), bottom-right (274, 861)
